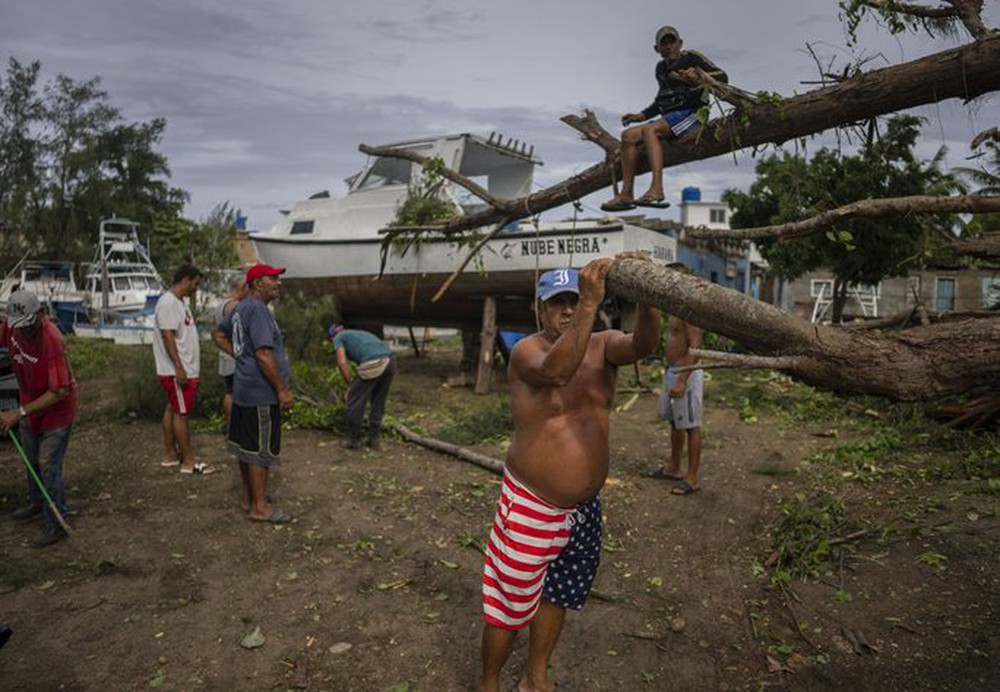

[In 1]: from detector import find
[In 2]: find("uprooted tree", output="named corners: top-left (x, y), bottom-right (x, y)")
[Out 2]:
top-left (361, 2), bottom-right (1000, 418)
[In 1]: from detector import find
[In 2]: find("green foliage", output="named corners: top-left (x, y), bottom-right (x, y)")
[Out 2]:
top-left (435, 396), bottom-right (512, 446)
top-left (770, 491), bottom-right (855, 579)
top-left (283, 397), bottom-right (345, 432)
top-left (809, 428), bottom-right (906, 482)
top-left (65, 336), bottom-right (115, 379)
top-left (0, 57), bottom-right (189, 268)
top-left (118, 343), bottom-right (227, 422)
top-left (282, 360), bottom-right (347, 432)
top-left (839, 0), bottom-right (960, 46)
top-left (839, 0), bottom-right (909, 44)
top-left (723, 115), bottom-right (963, 321)
top-left (394, 157), bottom-right (458, 227)
top-left (155, 202), bottom-right (241, 288)
top-left (953, 138), bottom-right (1000, 197)
top-left (915, 551), bottom-right (948, 570)
top-left (733, 371), bottom-right (847, 424)
top-left (117, 346), bottom-right (162, 420)
top-left (272, 290), bottom-right (341, 363)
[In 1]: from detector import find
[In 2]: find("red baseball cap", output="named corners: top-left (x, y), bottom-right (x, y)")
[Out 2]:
top-left (245, 263), bottom-right (286, 284)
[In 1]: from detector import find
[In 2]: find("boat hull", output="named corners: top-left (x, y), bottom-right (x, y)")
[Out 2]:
top-left (252, 224), bottom-right (677, 330)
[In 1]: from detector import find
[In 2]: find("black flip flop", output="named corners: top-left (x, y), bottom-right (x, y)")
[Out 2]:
top-left (600, 199), bottom-right (637, 212)
top-left (644, 468), bottom-right (684, 481)
top-left (670, 480), bottom-right (700, 496)
top-left (634, 196), bottom-right (671, 209)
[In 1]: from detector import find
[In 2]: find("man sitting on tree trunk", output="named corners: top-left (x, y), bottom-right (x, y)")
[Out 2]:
top-left (601, 25), bottom-right (727, 213)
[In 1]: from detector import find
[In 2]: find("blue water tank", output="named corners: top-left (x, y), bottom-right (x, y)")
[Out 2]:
top-left (681, 187), bottom-right (701, 203)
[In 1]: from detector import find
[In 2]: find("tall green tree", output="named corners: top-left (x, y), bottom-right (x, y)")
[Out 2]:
top-left (0, 60), bottom-right (191, 267)
top-left (954, 134), bottom-right (1000, 233)
top-left (723, 116), bottom-right (963, 321)
top-left (0, 58), bottom-right (44, 264)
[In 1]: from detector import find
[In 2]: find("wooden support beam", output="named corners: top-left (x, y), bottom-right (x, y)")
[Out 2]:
top-left (475, 296), bottom-right (498, 395)
top-left (406, 326), bottom-right (422, 358)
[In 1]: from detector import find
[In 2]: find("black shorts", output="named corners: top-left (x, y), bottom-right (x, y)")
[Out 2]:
top-left (223, 374), bottom-right (234, 394)
top-left (227, 403), bottom-right (282, 466)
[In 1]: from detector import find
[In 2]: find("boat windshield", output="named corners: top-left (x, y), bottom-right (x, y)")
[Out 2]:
top-left (356, 157), bottom-right (412, 190)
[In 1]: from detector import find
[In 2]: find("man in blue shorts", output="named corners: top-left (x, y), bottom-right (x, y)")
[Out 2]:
top-left (601, 25), bottom-right (727, 212)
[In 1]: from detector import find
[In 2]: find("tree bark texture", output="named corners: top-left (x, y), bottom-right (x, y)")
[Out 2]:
top-left (607, 258), bottom-right (1000, 401)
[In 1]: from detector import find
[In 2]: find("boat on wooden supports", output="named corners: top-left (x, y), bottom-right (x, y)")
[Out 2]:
top-left (251, 133), bottom-right (676, 332)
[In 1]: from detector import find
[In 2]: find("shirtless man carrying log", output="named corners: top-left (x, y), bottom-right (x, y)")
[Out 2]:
top-left (480, 255), bottom-right (660, 692)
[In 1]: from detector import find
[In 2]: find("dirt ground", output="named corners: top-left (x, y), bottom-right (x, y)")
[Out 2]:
top-left (0, 344), bottom-right (997, 691)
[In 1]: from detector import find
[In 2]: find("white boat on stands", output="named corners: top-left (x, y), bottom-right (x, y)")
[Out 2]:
top-left (251, 133), bottom-right (676, 331)
top-left (0, 258), bottom-right (89, 333)
top-left (74, 217), bottom-right (166, 345)
top-left (84, 217), bottom-right (165, 314)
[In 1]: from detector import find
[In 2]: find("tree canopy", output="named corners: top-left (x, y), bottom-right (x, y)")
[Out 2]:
top-left (722, 115), bottom-right (963, 320)
top-left (0, 57), bottom-right (237, 279)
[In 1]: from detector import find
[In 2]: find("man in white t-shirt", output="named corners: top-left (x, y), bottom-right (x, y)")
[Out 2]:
top-left (153, 263), bottom-right (210, 474)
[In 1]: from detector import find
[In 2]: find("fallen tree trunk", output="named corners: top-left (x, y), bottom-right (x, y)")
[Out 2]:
top-left (607, 258), bottom-right (1000, 401)
top-left (367, 35), bottom-right (1000, 236)
top-left (393, 423), bottom-right (504, 475)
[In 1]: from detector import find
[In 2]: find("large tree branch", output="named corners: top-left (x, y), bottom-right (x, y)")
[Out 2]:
top-left (858, 0), bottom-right (993, 39)
top-left (606, 257), bottom-right (1000, 401)
top-left (372, 36), bottom-right (1000, 235)
top-left (672, 349), bottom-right (810, 372)
top-left (951, 232), bottom-right (1000, 259)
top-left (358, 143), bottom-right (515, 213)
top-left (686, 195), bottom-right (1000, 241)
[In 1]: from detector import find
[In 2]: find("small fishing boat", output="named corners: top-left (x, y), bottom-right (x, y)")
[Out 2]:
top-left (0, 257), bottom-right (89, 333)
top-left (83, 217), bottom-right (165, 315)
top-left (73, 218), bottom-right (165, 345)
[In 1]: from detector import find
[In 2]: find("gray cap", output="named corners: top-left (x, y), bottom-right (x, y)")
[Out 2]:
top-left (5, 289), bottom-right (42, 329)
top-left (656, 25), bottom-right (680, 44)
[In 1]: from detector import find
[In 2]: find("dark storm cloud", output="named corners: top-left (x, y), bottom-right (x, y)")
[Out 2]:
top-left (2, 0), bottom-right (997, 229)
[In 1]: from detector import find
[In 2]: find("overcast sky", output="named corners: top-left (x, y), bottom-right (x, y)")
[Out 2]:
top-left (3, 0), bottom-right (998, 230)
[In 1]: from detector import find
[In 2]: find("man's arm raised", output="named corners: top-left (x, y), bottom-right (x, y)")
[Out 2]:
top-left (511, 258), bottom-right (611, 388)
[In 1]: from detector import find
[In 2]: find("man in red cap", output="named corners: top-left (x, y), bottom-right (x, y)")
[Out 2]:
top-left (212, 264), bottom-right (295, 523)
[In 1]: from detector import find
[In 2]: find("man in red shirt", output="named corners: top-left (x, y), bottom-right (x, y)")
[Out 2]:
top-left (0, 290), bottom-right (77, 547)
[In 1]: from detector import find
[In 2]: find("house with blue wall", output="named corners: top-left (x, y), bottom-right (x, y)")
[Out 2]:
top-left (626, 187), bottom-right (771, 300)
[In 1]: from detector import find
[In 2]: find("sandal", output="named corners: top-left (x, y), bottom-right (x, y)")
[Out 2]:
top-left (180, 462), bottom-right (216, 475)
top-left (600, 198), bottom-right (637, 212)
top-left (634, 195), bottom-right (671, 209)
top-left (251, 509), bottom-right (290, 524)
top-left (644, 467), bottom-right (683, 481)
top-left (670, 480), bottom-right (700, 496)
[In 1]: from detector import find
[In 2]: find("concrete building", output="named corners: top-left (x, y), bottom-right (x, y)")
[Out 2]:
top-left (786, 266), bottom-right (1000, 322)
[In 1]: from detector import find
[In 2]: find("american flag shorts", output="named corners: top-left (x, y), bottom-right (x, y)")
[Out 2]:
top-left (482, 471), bottom-right (575, 630)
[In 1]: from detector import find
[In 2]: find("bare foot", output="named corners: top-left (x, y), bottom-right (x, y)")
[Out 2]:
top-left (517, 673), bottom-right (555, 692)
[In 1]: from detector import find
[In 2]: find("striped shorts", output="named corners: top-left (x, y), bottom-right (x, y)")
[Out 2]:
top-left (663, 108), bottom-right (699, 138)
top-left (482, 472), bottom-right (574, 630)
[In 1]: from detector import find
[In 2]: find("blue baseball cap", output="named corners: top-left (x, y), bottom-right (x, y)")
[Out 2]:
top-left (327, 323), bottom-right (344, 340)
top-left (537, 269), bottom-right (580, 302)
